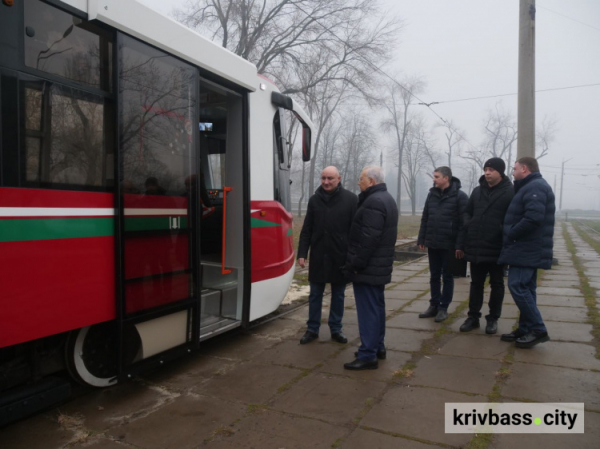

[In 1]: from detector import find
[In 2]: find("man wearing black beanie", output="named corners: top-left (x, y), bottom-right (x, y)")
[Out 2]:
top-left (457, 158), bottom-right (514, 334)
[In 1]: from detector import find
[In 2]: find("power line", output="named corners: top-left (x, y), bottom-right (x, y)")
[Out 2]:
top-left (292, 3), bottom-right (482, 154)
top-left (537, 4), bottom-right (600, 33)
top-left (432, 83), bottom-right (600, 105)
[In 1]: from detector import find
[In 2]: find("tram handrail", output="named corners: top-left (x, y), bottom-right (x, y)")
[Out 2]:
top-left (221, 186), bottom-right (233, 275)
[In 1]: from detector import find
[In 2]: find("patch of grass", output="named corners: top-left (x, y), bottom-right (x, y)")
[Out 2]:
top-left (495, 367), bottom-right (511, 382)
top-left (393, 362), bottom-right (416, 379)
top-left (466, 433), bottom-right (494, 449)
top-left (331, 437), bottom-right (344, 448)
top-left (247, 404), bottom-right (268, 414)
top-left (213, 426), bottom-right (235, 438)
top-left (276, 369), bottom-right (311, 394)
top-left (564, 223), bottom-right (600, 360)
top-left (353, 397), bottom-right (375, 424)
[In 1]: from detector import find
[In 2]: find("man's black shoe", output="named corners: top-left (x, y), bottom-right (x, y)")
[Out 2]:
top-left (418, 306), bottom-right (438, 318)
top-left (460, 317), bottom-right (480, 332)
top-left (354, 349), bottom-right (387, 360)
top-left (515, 331), bottom-right (550, 349)
top-left (344, 358), bottom-right (378, 370)
top-left (500, 329), bottom-right (526, 342)
top-left (331, 332), bottom-right (348, 344)
top-left (300, 331), bottom-right (318, 344)
top-left (434, 309), bottom-right (448, 322)
top-left (485, 319), bottom-right (498, 335)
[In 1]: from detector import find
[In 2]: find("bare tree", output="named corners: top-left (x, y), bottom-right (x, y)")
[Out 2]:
top-left (174, 0), bottom-right (401, 95)
top-left (380, 76), bottom-right (425, 214)
top-left (339, 112), bottom-right (377, 194)
top-left (536, 115), bottom-right (558, 159)
top-left (401, 117), bottom-right (429, 215)
top-left (437, 119), bottom-right (463, 169)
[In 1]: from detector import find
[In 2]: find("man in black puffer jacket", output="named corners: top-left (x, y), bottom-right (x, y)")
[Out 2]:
top-left (498, 157), bottom-right (555, 348)
top-left (457, 158), bottom-right (514, 335)
top-left (297, 166), bottom-right (358, 345)
top-left (417, 166), bottom-right (468, 323)
top-left (343, 166), bottom-right (398, 370)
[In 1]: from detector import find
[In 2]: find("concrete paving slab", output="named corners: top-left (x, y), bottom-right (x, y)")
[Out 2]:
top-left (318, 346), bottom-right (412, 382)
top-left (401, 300), bottom-right (460, 314)
top-left (449, 317), bottom-right (517, 335)
top-left (282, 308), bottom-right (312, 323)
top-left (543, 274), bottom-right (581, 282)
top-left (0, 412), bottom-right (73, 449)
top-left (143, 355), bottom-right (240, 391)
top-left (490, 411), bottom-right (600, 449)
top-left (438, 335), bottom-right (511, 361)
top-left (537, 305), bottom-right (589, 323)
top-left (499, 304), bottom-right (520, 318)
top-left (342, 428), bottom-right (437, 449)
top-left (535, 287), bottom-right (583, 297)
top-left (382, 289), bottom-right (426, 300)
top-left (252, 339), bottom-right (340, 369)
top-left (386, 312), bottom-right (443, 331)
top-left (384, 327), bottom-right (435, 352)
top-left (249, 317), bottom-right (305, 340)
top-left (205, 408), bottom-right (350, 449)
top-left (395, 282), bottom-right (430, 291)
top-left (545, 321), bottom-right (594, 343)
top-left (540, 280), bottom-right (581, 288)
top-left (361, 386), bottom-right (485, 447)
top-left (513, 341), bottom-right (600, 371)
top-left (59, 381), bottom-right (175, 432)
top-left (192, 360), bottom-right (302, 404)
top-left (70, 438), bottom-right (125, 449)
top-left (536, 295), bottom-right (586, 307)
top-left (503, 363), bottom-right (600, 410)
top-left (384, 298), bottom-right (411, 312)
top-left (271, 372), bottom-right (387, 426)
top-left (105, 394), bottom-right (247, 449)
top-left (588, 281), bottom-right (600, 289)
top-left (410, 355), bottom-right (500, 395)
top-left (397, 265), bottom-right (427, 272)
top-left (401, 276), bottom-right (431, 283)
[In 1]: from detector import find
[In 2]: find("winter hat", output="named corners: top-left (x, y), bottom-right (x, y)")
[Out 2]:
top-left (483, 157), bottom-right (506, 176)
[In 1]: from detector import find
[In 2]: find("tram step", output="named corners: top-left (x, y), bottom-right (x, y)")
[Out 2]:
top-left (0, 377), bottom-right (71, 428)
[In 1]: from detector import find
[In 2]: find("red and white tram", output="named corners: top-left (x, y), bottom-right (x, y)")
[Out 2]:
top-left (0, 0), bottom-right (313, 425)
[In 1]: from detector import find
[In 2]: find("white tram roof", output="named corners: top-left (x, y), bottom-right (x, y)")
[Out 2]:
top-left (58, 0), bottom-right (258, 92)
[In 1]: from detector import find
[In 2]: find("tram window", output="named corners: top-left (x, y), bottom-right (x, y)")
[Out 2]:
top-left (24, 0), bottom-right (113, 92)
top-left (22, 83), bottom-right (111, 188)
top-left (119, 34), bottom-right (197, 195)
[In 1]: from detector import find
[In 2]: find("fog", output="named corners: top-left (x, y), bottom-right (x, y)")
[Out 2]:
top-left (140, 0), bottom-right (600, 211)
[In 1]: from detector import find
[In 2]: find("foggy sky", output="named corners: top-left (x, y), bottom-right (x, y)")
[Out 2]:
top-left (140, 0), bottom-right (600, 210)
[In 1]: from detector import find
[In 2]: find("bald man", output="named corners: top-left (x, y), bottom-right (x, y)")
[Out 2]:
top-left (297, 166), bottom-right (358, 345)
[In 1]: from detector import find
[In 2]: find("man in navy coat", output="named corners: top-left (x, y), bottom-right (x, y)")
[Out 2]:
top-left (498, 157), bottom-right (555, 348)
top-left (343, 166), bottom-right (398, 370)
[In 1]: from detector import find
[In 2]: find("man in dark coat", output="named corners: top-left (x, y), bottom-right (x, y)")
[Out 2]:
top-left (297, 166), bottom-right (357, 345)
top-left (458, 158), bottom-right (514, 334)
top-left (498, 157), bottom-right (555, 348)
top-left (417, 166), bottom-right (468, 323)
top-left (343, 166), bottom-right (398, 370)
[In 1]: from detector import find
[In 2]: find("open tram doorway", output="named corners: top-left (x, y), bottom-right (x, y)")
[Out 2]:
top-left (198, 80), bottom-right (247, 339)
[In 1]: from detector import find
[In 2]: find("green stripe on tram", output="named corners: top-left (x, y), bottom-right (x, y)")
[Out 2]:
top-left (124, 216), bottom-right (188, 232)
top-left (0, 217), bottom-right (114, 243)
top-left (251, 217), bottom-right (282, 228)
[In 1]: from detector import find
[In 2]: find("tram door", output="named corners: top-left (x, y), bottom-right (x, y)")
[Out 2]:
top-left (198, 81), bottom-right (246, 339)
top-left (116, 34), bottom-right (201, 370)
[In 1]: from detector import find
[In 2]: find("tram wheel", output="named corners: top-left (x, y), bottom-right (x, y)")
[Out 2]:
top-left (65, 322), bottom-right (140, 388)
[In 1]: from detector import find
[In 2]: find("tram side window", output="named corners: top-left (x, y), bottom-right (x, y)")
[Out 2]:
top-left (24, 0), bottom-right (113, 92)
top-left (119, 35), bottom-right (197, 195)
top-left (22, 82), bottom-right (112, 188)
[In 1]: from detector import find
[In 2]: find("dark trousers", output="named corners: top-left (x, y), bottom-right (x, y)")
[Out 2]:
top-left (307, 282), bottom-right (345, 334)
top-left (508, 266), bottom-right (547, 334)
top-left (428, 248), bottom-right (454, 310)
top-left (468, 262), bottom-right (505, 321)
top-left (353, 282), bottom-right (386, 362)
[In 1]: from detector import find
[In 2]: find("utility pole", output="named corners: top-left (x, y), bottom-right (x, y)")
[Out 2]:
top-left (559, 158), bottom-right (573, 210)
top-left (517, 0), bottom-right (536, 159)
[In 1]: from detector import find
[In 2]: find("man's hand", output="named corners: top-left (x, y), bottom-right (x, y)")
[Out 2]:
top-left (419, 244), bottom-right (426, 250)
top-left (298, 258), bottom-right (306, 268)
top-left (455, 250), bottom-right (464, 259)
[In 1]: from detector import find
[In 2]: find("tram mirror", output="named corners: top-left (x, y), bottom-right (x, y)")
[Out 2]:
top-left (302, 126), bottom-right (311, 162)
